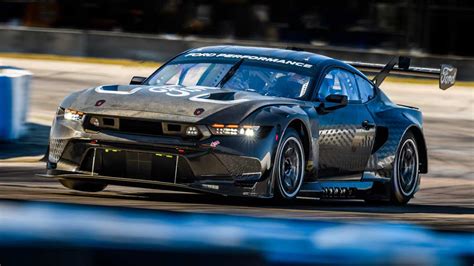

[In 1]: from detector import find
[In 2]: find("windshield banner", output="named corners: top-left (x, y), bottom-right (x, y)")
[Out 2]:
top-left (184, 52), bottom-right (313, 69)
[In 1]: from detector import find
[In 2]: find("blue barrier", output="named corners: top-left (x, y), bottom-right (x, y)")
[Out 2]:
top-left (0, 201), bottom-right (472, 265)
top-left (0, 66), bottom-right (32, 141)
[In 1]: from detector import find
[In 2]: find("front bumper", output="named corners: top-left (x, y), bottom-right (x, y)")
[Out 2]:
top-left (46, 115), bottom-right (279, 198)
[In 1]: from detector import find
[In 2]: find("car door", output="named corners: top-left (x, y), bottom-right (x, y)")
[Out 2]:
top-left (315, 68), bottom-right (376, 180)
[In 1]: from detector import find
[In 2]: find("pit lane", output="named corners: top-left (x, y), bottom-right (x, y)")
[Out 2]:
top-left (0, 57), bottom-right (472, 232)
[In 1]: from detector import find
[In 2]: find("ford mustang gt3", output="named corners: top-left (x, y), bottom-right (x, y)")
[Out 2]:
top-left (42, 46), bottom-right (457, 204)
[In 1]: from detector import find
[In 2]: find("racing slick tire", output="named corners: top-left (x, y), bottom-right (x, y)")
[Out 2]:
top-left (59, 179), bottom-right (108, 192)
top-left (273, 128), bottom-right (305, 201)
top-left (390, 131), bottom-right (420, 204)
top-left (366, 131), bottom-right (420, 205)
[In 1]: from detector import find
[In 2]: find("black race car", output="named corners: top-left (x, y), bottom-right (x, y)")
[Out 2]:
top-left (42, 46), bottom-right (457, 204)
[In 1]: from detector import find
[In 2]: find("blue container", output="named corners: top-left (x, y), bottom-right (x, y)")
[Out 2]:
top-left (0, 66), bottom-right (32, 141)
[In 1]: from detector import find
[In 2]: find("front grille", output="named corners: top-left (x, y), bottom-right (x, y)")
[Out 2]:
top-left (120, 118), bottom-right (163, 135)
top-left (80, 149), bottom-right (195, 183)
top-left (84, 116), bottom-right (164, 136)
top-left (49, 138), bottom-right (68, 163)
top-left (83, 115), bottom-right (203, 139)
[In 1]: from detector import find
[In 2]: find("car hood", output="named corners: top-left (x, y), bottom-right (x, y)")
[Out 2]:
top-left (68, 85), bottom-right (301, 124)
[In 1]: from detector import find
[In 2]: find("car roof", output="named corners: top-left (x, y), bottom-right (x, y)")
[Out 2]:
top-left (187, 45), bottom-right (363, 76)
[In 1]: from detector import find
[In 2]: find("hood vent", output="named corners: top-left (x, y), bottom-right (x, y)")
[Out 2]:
top-left (202, 92), bottom-right (237, 101)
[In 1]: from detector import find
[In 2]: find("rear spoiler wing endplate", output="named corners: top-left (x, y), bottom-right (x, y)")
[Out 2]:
top-left (345, 57), bottom-right (457, 90)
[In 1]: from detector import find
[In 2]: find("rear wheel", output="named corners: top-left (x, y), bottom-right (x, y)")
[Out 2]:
top-left (390, 132), bottom-right (419, 204)
top-left (59, 179), bottom-right (108, 192)
top-left (367, 131), bottom-right (420, 205)
top-left (273, 128), bottom-right (305, 200)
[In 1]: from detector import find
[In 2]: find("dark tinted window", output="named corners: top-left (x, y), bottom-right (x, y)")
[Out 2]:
top-left (355, 75), bottom-right (375, 102)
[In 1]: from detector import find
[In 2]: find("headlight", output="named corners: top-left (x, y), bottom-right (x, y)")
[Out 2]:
top-left (89, 117), bottom-right (100, 127)
top-left (63, 108), bottom-right (85, 121)
top-left (209, 124), bottom-right (259, 137)
top-left (185, 126), bottom-right (200, 137)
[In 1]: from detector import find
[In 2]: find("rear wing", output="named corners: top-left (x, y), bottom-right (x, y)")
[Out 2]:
top-left (345, 57), bottom-right (457, 90)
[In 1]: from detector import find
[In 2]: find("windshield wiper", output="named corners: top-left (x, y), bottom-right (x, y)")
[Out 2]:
top-left (217, 58), bottom-right (245, 88)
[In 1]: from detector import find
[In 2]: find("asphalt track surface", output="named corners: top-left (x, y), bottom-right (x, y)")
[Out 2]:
top-left (0, 57), bottom-right (472, 232)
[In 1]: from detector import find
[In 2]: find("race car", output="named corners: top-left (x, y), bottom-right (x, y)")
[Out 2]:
top-left (41, 46), bottom-right (457, 204)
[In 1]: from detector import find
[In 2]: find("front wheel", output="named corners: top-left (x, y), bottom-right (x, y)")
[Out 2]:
top-left (273, 128), bottom-right (305, 200)
top-left (59, 179), bottom-right (108, 192)
top-left (390, 132), bottom-right (420, 204)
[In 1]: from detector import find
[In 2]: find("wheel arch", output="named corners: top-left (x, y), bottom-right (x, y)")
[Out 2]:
top-left (286, 118), bottom-right (311, 163)
top-left (406, 125), bottom-right (428, 174)
top-left (272, 118), bottom-right (309, 199)
top-left (248, 105), bottom-right (317, 198)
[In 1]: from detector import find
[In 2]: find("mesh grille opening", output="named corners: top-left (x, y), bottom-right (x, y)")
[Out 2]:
top-left (49, 138), bottom-right (68, 163)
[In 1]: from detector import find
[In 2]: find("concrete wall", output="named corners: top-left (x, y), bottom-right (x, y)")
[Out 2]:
top-left (1, 26), bottom-right (473, 80)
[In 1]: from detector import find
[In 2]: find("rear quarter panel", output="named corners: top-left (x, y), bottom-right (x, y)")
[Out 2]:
top-left (364, 89), bottom-right (426, 180)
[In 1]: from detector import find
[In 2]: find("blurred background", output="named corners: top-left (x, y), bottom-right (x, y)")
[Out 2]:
top-left (0, 0), bottom-right (473, 79)
top-left (1, 0), bottom-right (473, 56)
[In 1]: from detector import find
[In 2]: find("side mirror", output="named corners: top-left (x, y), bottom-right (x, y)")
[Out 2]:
top-left (325, 94), bottom-right (348, 104)
top-left (130, 76), bottom-right (146, 85)
top-left (316, 94), bottom-right (348, 114)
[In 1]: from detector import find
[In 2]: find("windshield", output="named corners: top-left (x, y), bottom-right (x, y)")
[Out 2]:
top-left (147, 62), bottom-right (312, 99)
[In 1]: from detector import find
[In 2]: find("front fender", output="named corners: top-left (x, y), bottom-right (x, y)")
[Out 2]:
top-left (241, 104), bottom-right (319, 196)
top-left (59, 89), bottom-right (88, 109)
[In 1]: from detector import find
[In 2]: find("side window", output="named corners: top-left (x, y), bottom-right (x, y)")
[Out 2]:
top-left (355, 75), bottom-right (375, 103)
top-left (318, 69), bottom-right (360, 102)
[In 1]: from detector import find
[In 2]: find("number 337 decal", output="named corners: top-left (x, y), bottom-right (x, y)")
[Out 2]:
top-left (94, 85), bottom-right (249, 104)
top-left (95, 85), bottom-right (218, 97)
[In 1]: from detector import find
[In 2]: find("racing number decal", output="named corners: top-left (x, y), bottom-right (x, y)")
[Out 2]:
top-left (149, 86), bottom-right (218, 97)
top-left (149, 87), bottom-right (189, 97)
top-left (95, 86), bottom-right (218, 97)
top-left (94, 85), bottom-right (247, 104)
